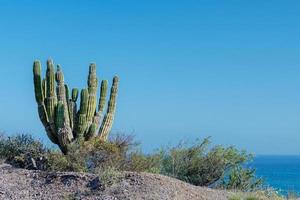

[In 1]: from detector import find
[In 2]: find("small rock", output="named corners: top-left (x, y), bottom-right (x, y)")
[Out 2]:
top-left (61, 174), bottom-right (78, 187)
top-left (88, 177), bottom-right (104, 191)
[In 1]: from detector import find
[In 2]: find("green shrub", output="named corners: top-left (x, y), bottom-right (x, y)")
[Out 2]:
top-left (0, 133), bottom-right (48, 169)
top-left (45, 137), bottom-right (119, 173)
top-left (124, 151), bottom-right (162, 173)
top-left (47, 149), bottom-right (87, 172)
top-left (96, 166), bottom-right (122, 187)
top-left (220, 166), bottom-right (263, 191)
top-left (46, 134), bottom-right (159, 173)
top-left (159, 137), bottom-right (263, 191)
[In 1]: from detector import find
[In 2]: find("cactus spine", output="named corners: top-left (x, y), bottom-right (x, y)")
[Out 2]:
top-left (33, 59), bottom-right (119, 154)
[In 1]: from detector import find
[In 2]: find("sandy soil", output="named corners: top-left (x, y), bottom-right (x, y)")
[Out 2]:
top-left (0, 164), bottom-right (230, 200)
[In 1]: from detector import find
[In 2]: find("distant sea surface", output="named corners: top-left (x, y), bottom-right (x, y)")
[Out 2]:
top-left (251, 155), bottom-right (300, 195)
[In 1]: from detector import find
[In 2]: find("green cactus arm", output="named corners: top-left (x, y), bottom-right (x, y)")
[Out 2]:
top-left (42, 79), bottom-right (47, 101)
top-left (55, 65), bottom-right (73, 143)
top-left (64, 84), bottom-right (70, 126)
top-left (55, 65), bottom-right (66, 102)
top-left (91, 80), bottom-right (108, 131)
top-left (68, 100), bottom-right (74, 130)
top-left (99, 76), bottom-right (119, 141)
top-left (65, 84), bottom-right (70, 101)
top-left (45, 95), bottom-right (57, 134)
top-left (45, 59), bottom-right (57, 129)
top-left (37, 104), bottom-right (49, 130)
top-left (76, 114), bottom-right (87, 140)
top-left (46, 59), bottom-right (56, 97)
top-left (79, 88), bottom-right (89, 115)
top-left (75, 88), bottom-right (89, 139)
top-left (98, 80), bottom-right (108, 113)
top-left (69, 88), bottom-right (79, 131)
top-left (99, 114), bottom-right (114, 141)
top-left (33, 61), bottom-right (45, 104)
top-left (55, 65), bottom-right (70, 124)
top-left (87, 63), bottom-right (98, 94)
top-left (55, 102), bottom-right (73, 153)
top-left (85, 123), bottom-right (97, 141)
top-left (38, 104), bottom-right (58, 144)
top-left (107, 76), bottom-right (118, 113)
top-left (55, 102), bottom-right (65, 130)
top-left (86, 95), bottom-right (97, 124)
top-left (33, 61), bottom-right (49, 127)
top-left (72, 88), bottom-right (79, 102)
top-left (86, 63), bottom-right (98, 124)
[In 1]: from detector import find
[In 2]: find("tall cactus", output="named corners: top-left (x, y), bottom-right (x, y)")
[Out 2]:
top-left (33, 59), bottom-right (119, 154)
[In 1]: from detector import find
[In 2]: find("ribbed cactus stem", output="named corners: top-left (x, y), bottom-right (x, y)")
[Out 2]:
top-left (79, 89), bottom-right (89, 115)
top-left (37, 104), bottom-right (49, 130)
top-left (46, 59), bottom-right (56, 97)
top-left (42, 79), bottom-right (46, 100)
top-left (56, 65), bottom-right (65, 101)
top-left (68, 100), bottom-right (75, 130)
top-left (86, 96), bottom-right (96, 123)
top-left (76, 89), bottom-right (89, 139)
top-left (55, 102), bottom-right (73, 150)
top-left (55, 102), bottom-right (65, 130)
top-left (55, 66), bottom-right (70, 126)
top-left (68, 88), bottom-right (79, 130)
top-left (86, 63), bottom-right (98, 124)
top-left (91, 80), bottom-right (108, 130)
top-left (98, 80), bottom-right (108, 113)
top-left (72, 88), bottom-right (79, 102)
top-left (38, 104), bottom-right (58, 144)
top-left (33, 61), bottom-right (44, 104)
top-left (45, 59), bottom-right (57, 131)
top-left (33, 61), bottom-right (48, 126)
top-left (107, 76), bottom-right (118, 113)
top-left (87, 63), bottom-right (98, 94)
top-left (85, 123), bottom-right (97, 140)
top-left (65, 84), bottom-right (70, 101)
top-left (55, 65), bottom-right (73, 145)
top-left (99, 76), bottom-right (119, 141)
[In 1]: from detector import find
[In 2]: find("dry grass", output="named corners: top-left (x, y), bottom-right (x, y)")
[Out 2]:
top-left (229, 189), bottom-right (295, 200)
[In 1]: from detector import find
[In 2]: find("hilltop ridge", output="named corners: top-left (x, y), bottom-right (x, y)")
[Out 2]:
top-left (0, 164), bottom-right (229, 200)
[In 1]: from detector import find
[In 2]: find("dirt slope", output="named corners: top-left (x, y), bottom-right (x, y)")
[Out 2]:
top-left (0, 164), bottom-right (230, 200)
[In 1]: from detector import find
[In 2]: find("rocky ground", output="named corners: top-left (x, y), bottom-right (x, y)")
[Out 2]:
top-left (0, 164), bottom-right (231, 200)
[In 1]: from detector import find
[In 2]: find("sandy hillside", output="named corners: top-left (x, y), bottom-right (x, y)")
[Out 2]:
top-left (0, 164), bottom-right (230, 200)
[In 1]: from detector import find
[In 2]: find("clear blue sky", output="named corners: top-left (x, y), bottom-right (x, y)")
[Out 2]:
top-left (0, 0), bottom-right (300, 154)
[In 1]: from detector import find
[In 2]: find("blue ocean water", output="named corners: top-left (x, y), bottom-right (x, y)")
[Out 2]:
top-left (251, 155), bottom-right (300, 195)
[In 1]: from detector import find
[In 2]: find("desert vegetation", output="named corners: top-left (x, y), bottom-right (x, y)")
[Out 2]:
top-left (0, 133), bottom-right (292, 199)
top-left (0, 133), bottom-right (265, 190)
